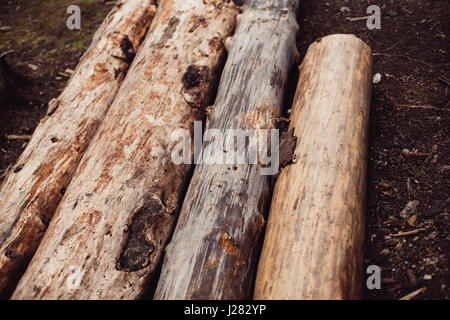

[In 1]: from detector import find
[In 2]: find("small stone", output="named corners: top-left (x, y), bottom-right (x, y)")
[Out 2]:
top-left (28, 64), bottom-right (38, 71)
top-left (373, 73), bottom-right (382, 84)
top-left (340, 6), bottom-right (350, 13)
top-left (400, 200), bottom-right (419, 219)
top-left (423, 274), bottom-right (432, 280)
top-left (0, 26), bottom-right (12, 32)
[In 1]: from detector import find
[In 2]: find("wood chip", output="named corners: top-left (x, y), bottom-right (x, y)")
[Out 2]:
top-left (407, 215), bottom-right (417, 226)
top-left (28, 64), bottom-right (38, 71)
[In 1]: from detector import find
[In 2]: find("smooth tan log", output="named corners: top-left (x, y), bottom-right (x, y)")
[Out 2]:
top-left (254, 34), bottom-right (372, 300)
top-left (11, 0), bottom-right (238, 300)
top-left (154, 0), bottom-right (299, 300)
top-left (0, 0), bottom-right (156, 298)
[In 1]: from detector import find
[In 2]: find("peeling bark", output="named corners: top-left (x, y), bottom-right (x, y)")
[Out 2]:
top-left (154, 0), bottom-right (300, 300)
top-left (0, 0), bottom-right (157, 298)
top-left (11, 0), bottom-right (238, 300)
top-left (254, 34), bottom-right (372, 299)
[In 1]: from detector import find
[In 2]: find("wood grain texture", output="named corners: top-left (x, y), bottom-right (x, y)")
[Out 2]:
top-left (0, 0), bottom-right (157, 298)
top-left (11, 0), bottom-right (238, 300)
top-left (154, 0), bottom-right (300, 300)
top-left (254, 34), bottom-right (372, 300)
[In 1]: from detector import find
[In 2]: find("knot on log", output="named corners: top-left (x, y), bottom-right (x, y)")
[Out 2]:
top-left (119, 35), bottom-right (136, 63)
top-left (112, 34), bottom-right (136, 64)
top-left (182, 65), bottom-right (212, 108)
top-left (117, 196), bottom-right (168, 272)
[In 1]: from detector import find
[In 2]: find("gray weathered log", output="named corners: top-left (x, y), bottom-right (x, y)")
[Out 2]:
top-left (154, 0), bottom-right (300, 300)
top-left (0, 0), bottom-right (157, 298)
top-left (11, 0), bottom-right (238, 300)
top-left (254, 34), bottom-right (372, 299)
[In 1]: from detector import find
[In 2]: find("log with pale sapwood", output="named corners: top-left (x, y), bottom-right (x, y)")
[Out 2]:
top-left (154, 0), bottom-right (300, 300)
top-left (0, 0), bottom-right (157, 298)
top-left (11, 0), bottom-right (239, 300)
top-left (254, 34), bottom-right (372, 300)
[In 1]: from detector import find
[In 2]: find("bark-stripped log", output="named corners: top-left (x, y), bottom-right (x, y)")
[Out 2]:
top-left (0, 0), bottom-right (157, 298)
top-left (254, 34), bottom-right (372, 300)
top-left (154, 0), bottom-right (300, 300)
top-left (11, 0), bottom-right (238, 300)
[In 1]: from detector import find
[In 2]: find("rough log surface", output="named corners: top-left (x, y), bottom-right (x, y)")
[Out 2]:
top-left (254, 34), bottom-right (372, 300)
top-left (0, 0), bottom-right (157, 298)
top-left (12, 0), bottom-right (238, 300)
top-left (154, 0), bottom-right (299, 300)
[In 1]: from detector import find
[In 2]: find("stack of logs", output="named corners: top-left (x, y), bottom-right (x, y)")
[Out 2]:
top-left (0, 0), bottom-right (372, 300)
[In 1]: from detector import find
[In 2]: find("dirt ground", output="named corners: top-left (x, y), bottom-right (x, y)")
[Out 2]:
top-left (0, 0), bottom-right (111, 176)
top-left (295, 0), bottom-right (449, 300)
top-left (0, 0), bottom-right (448, 300)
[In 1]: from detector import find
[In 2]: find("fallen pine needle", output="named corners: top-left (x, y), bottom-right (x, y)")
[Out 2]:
top-left (399, 287), bottom-right (426, 300)
top-left (396, 104), bottom-right (449, 111)
top-left (346, 16), bottom-right (370, 22)
top-left (392, 228), bottom-right (426, 238)
top-left (6, 135), bottom-right (32, 140)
